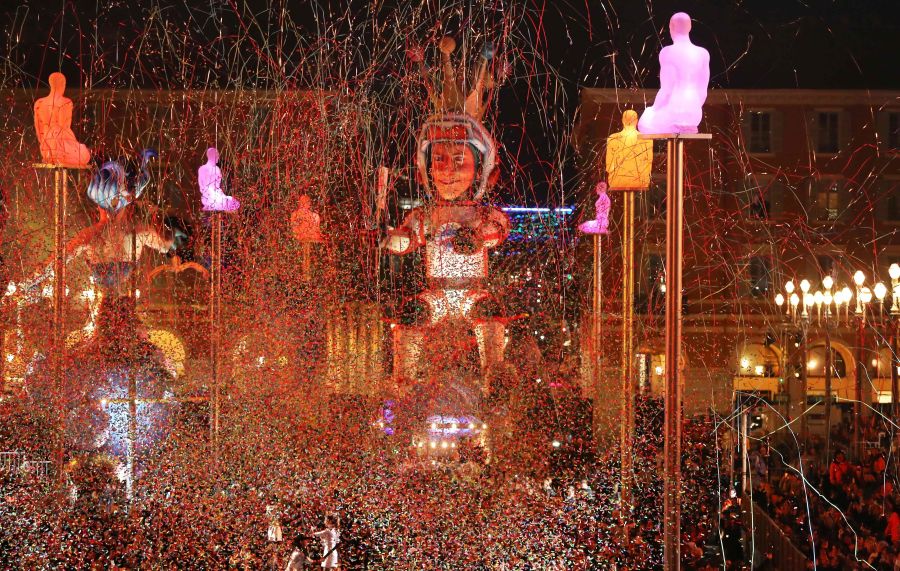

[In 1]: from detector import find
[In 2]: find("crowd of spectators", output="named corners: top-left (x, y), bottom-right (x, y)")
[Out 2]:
top-left (749, 414), bottom-right (900, 570)
top-left (0, 390), bottom-right (740, 570)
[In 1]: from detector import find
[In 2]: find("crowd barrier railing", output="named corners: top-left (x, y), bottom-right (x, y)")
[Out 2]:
top-left (742, 494), bottom-right (810, 570)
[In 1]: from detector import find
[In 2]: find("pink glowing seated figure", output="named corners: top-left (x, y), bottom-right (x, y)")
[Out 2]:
top-left (290, 194), bottom-right (323, 243)
top-left (33, 72), bottom-right (91, 166)
top-left (578, 182), bottom-right (610, 235)
top-left (198, 147), bottom-right (240, 212)
top-left (638, 12), bottom-right (710, 135)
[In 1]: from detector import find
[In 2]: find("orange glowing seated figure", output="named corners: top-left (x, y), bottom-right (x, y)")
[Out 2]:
top-left (290, 194), bottom-right (323, 243)
top-left (606, 110), bottom-right (653, 191)
top-left (33, 72), bottom-right (91, 167)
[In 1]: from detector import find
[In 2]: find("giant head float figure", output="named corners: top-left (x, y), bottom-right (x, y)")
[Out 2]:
top-left (33, 72), bottom-right (91, 167)
top-left (384, 37), bottom-right (510, 388)
top-left (198, 147), bottom-right (240, 212)
top-left (638, 12), bottom-right (710, 135)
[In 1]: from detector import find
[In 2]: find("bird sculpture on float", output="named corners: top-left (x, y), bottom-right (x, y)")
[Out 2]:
top-left (19, 148), bottom-right (181, 299)
top-left (638, 12), bottom-right (710, 135)
top-left (33, 72), bottom-right (91, 167)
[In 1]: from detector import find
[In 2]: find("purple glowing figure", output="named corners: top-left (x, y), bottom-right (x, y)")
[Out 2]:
top-left (198, 147), bottom-right (240, 212)
top-left (578, 182), bottom-right (610, 235)
top-left (638, 12), bottom-right (710, 135)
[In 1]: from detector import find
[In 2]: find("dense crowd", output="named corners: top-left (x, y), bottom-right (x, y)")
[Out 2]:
top-left (749, 414), bottom-right (900, 570)
top-left (0, 390), bottom-right (738, 570)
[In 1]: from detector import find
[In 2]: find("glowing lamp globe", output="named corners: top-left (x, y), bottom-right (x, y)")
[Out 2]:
top-left (637, 13), bottom-right (710, 135)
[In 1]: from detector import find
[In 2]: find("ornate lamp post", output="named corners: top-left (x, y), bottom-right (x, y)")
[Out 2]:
top-left (776, 275), bottom-right (852, 453)
top-left (889, 264), bottom-right (900, 424)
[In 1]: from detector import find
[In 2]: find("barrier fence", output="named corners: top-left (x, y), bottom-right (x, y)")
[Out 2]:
top-left (742, 494), bottom-right (809, 570)
top-left (1, 451), bottom-right (51, 480)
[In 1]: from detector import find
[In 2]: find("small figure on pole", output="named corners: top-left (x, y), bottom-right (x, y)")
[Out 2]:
top-left (198, 147), bottom-right (240, 212)
top-left (578, 182), bottom-right (611, 235)
top-left (34, 72), bottom-right (91, 167)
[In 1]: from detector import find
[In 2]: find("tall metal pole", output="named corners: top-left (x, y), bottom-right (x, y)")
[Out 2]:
top-left (620, 190), bottom-right (635, 521)
top-left (52, 167), bottom-right (67, 486)
top-left (890, 322), bottom-right (898, 425)
top-left (663, 137), bottom-right (685, 571)
top-left (854, 316), bottom-right (865, 461)
top-left (592, 233), bottom-right (602, 449)
top-left (210, 212), bottom-right (223, 475)
top-left (824, 327), bottom-right (833, 459)
top-left (799, 324), bottom-right (808, 444)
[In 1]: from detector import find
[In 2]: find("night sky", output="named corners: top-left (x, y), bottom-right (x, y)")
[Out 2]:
top-left (2, 0), bottom-right (897, 205)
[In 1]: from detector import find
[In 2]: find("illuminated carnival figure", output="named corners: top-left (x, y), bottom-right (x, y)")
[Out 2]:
top-left (383, 37), bottom-right (510, 381)
top-left (578, 182), bottom-right (610, 235)
top-left (18, 149), bottom-right (180, 482)
top-left (198, 147), bottom-right (240, 212)
top-left (291, 194), bottom-right (323, 280)
top-left (21, 149), bottom-right (180, 298)
top-left (33, 72), bottom-right (91, 167)
top-left (638, 12), bottom-right (710, 135)
top-left (606, 110), bottom-right (653, 190)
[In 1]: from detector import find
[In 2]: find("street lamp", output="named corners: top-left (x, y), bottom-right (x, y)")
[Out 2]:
top-left (776, 274), bottom-right (853, 451)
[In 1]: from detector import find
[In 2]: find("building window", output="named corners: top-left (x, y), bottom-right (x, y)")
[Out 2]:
top-left (889, 112), bottom-right (900, 151)
top-left (646, 254), bottom-right (665, 312)
top-left (816, 111), bottom-right (840, 153)
top-left (814, 180), bottom-right (842, 221)
top-left (747, 111), bottom-right (772, 154)
top-left (816, 255), bottom-right (836, 276)
top-left (748, 256), bottom-right (771, 297)
top-left (888, 194), bottom-right (900, 221)
top-left (744, 176), bottom-right (771, 219)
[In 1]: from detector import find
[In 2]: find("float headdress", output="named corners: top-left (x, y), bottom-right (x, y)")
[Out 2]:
top-left (414, 37), bottom-right (503, 200)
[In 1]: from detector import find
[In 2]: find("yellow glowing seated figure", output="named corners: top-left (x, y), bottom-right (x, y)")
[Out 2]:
top-left (606, 110), bottom-right (653, 191)
top-left (33, 72), bottom-right (91, 167)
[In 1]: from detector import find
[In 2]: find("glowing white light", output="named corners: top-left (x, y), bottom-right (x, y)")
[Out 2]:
top-left (440, 441), bottom-right (448, 449)
top-left (873, 282), bottom-right (887, 300)
top-left (775, 293), bottom-right (784, 306)
top-left (4, 282), bottom-right (15, 296)
top-left (551, 440), bottom-right (561, 448)
top-left (790, 293), bottom-right (800, 307)
top-left (754, 365), bottom-right (764, 376)
top-left (5, 354), bottom-right (13, 363)
top-left (785, 281), bottom-right (795, 294)
top-left (429, 441), bottom-right (436, 449)
top-left (854, 271), bottom-right (866, 286)
top-left (841, 287), bottom-right (853, 303)
top-left (822, 276), bottom-right (834, 290)
top-left (655, 366), bottom-right (663, 375)
top-left (890, 264), bottom-right (900, 280)
top-left (134, 289), bottom-right (141, 299)
top-left (808, 360), bottom-right (817, 370)
top-left (800, 280), bottom-right (810, 293)
top-left (860, 287), bottom-right (873, 304)
top-left (740, 358), bottom-right (750, 370)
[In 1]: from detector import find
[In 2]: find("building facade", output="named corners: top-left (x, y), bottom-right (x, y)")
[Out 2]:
top-left (574, 88), bottom-right (900, 439)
